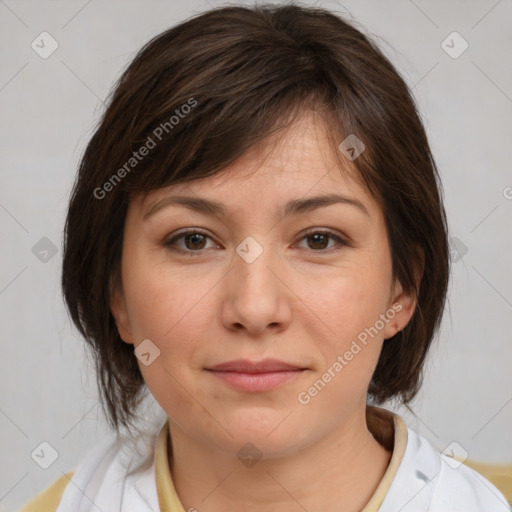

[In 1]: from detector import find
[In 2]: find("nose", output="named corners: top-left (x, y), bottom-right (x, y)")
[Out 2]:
top-left (219, 238), bottom-right (292, 337)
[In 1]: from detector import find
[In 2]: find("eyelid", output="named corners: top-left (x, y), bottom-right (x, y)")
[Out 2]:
top-left (299, 227), bottom-right (348, 242)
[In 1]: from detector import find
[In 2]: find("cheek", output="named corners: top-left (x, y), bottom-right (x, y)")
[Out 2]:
top-left (314, 284), bottom-right (386, 380)
top-left (295, 250), bottom-right (393, 399)
top-left (294, 279), bottom-right (388, 416)
top-left (123, 263), bottom-right (216, 420)
top-left (307, 258), bottom-right (392, 345)
top-left (122, 257), bottom-right (221, 385)
top-left (122, 253), bottom-right (214, 342)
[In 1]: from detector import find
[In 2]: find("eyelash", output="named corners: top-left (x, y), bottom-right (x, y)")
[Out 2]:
top-left (164, 228), bottom-right (348, 254)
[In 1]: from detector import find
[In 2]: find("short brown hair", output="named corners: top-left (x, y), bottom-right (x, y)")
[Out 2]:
top-left (62, 3), bottom-right (450, 434)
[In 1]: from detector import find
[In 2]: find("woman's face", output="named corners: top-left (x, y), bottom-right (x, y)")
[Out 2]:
top-left (111, 113), bottom-right (416, 458)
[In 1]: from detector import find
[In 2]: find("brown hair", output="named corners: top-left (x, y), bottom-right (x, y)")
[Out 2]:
top-left (62, 2), bottom-right (450, 434)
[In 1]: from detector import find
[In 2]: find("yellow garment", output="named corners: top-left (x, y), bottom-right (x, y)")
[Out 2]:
top-left (19, 471), bottom-right (75, 512)
top-left (462, 460), bottom-right (512, 505)
top-left (17, 413), bottom-right (409, 511)
top-left (155, 419), bottom-right (185, 511)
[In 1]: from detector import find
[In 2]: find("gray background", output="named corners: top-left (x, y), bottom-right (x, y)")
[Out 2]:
top-left (1, 0), bottom-right (511, 509)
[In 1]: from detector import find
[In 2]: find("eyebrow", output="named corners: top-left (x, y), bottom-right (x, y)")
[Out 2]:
top-left (143, 193), bottom-right (369, 221)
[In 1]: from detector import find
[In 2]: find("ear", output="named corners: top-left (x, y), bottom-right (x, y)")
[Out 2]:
top-left (109, 274), bottom-right (134, 345)
top-left (383, 248), bottom-right (424, 340)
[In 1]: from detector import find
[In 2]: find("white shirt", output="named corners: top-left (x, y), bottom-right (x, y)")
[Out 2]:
top-left (23, 411), bottom-right (508, 512)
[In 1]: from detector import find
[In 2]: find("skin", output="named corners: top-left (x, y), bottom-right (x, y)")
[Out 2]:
top-left (111, 111), bottom-right (419, 512)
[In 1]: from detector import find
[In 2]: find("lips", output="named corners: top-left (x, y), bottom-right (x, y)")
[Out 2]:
top-left (207, 358), bottom-right (305, 373)
top-left (206, 358), bottom-right (307, 392)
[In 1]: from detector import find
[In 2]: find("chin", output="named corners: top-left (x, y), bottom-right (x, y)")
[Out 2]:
top-left (211, 410), bottom-right (310, 454)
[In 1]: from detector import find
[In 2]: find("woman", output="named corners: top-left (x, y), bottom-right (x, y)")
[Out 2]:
top-left (21, 3), bottom-right (509, 511)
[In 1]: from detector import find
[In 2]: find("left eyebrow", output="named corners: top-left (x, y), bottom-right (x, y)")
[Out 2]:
top-left (281, 194), bottom-right (369, 218)
top-left (143, 193), bottom-right (369, 221)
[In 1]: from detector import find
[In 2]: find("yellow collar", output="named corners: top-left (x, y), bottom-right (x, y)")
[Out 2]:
top-left (155, 420), bottom-right (185, 512)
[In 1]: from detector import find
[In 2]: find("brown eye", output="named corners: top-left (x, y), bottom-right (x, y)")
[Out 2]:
top-left (183, 233), bottom-right (208, 250)
top-left (296, 230), bottom-right (347, 252)
top-left (307, 233), bottom-right (330, 250)
top-left (165, 230), bottom-right (217, 252)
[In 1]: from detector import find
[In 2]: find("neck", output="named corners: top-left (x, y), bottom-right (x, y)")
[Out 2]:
top-left (167, 405), bottom-right (393, 512)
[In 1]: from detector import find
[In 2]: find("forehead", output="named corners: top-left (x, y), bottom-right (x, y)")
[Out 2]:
top-left (138, 112), bottom-right (373, 214)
